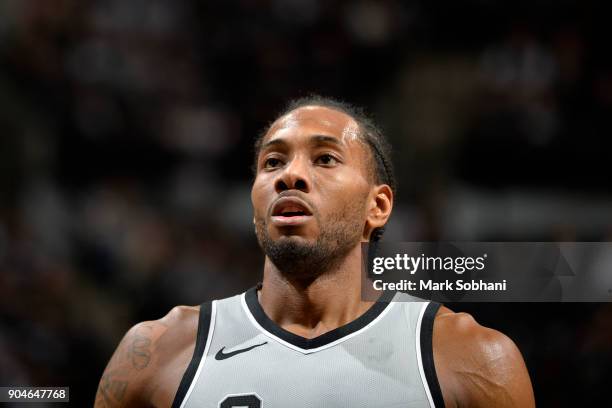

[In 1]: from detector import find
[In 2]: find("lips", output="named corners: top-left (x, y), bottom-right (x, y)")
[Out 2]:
top-left (271, 197), bottom-right (313, 217)
top-left (270, 197), bottom-right (313, 226)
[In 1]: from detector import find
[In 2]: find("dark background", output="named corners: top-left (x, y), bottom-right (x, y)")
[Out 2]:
top-left (1, 0), bottom-right (611, 406)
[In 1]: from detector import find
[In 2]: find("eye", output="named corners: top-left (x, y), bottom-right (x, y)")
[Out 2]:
top-left (263, 157), bottom-right (283, 169)
top-left (314, 154), bottom-right (339, 166)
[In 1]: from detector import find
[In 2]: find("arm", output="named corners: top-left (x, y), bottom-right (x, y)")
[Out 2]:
top-left (433, 307), bottom-right (535, 408)
top-left (94, 305), bottom-right (199, 408)
top-left (94, 320), bottom-right (169, 408)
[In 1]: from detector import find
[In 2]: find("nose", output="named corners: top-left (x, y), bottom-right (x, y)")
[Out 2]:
top-left (275, 155), bottom-right (310, 193)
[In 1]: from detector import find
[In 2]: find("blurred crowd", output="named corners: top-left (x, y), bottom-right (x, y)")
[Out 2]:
top-left (0, 0), bottom-right (611, 405)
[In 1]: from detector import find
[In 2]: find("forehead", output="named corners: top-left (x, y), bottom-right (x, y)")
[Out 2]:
top-left (264, 106), bottom-right (360, 143)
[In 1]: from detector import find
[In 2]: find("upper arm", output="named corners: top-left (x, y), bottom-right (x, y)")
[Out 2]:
top-left (94, 305), bottom-right (199, 408)
top-left (433, 308), bottom-right (535, 408)
top-left (94, 320), bottom-right (169, 408)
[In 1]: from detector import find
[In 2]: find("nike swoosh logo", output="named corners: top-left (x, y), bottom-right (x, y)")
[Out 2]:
top-left (215, 341), bottom-right (268, 360)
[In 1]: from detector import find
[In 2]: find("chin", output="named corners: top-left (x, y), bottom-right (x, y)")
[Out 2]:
top-left (270, 226), bottom-right (316, 240)
top-left (274, 234), bottom-right (313, 245)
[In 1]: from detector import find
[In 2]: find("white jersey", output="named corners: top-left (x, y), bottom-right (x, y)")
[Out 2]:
top-left (171, 285), bottom-right (444, 408)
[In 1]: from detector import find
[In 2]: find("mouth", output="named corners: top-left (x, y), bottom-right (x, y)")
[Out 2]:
top-left (270, 197), bottom-right (313, 226)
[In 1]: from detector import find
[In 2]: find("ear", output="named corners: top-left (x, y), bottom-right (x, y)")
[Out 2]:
top-left (363, 184), bottom-right (393, 240)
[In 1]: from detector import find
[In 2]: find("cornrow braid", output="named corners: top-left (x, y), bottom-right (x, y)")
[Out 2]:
top-left (358, 122), bottom-right (396, 242)
top-left (363, 138), bottom-right (396, 242)
top-left (253, 95), bottom-right (396, 242)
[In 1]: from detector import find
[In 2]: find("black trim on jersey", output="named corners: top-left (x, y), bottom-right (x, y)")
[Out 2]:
top-left (171, 301), bottom-right (213, 408)
top-left (245, 285), bottom-right (395, 350)
top-left (420, 301), bottom-right (445, 408)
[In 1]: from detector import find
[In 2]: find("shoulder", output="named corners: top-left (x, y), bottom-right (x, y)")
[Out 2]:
top-left (155, 305), bottom-right (201, 357)
top-left (94, 305), bottom-right (201, 408)
top-left (432, 305), bottom-right (535, 408)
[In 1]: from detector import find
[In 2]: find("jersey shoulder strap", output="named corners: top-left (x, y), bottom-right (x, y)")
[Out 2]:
top-left (418, 300), bottom-right (444, 408)
top-left (171, 300), bottom-right (214, 408)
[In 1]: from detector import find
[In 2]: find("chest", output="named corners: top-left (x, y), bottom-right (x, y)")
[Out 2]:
top-left (184, 333), bottom-right (428, 408)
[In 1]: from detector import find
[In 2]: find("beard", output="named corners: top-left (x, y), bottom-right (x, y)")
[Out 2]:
top-left (255, 199), bottom-right (365, 280)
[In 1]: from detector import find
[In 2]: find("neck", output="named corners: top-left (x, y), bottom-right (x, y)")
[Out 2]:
top-left (258, 243), bottom-right (374, 339)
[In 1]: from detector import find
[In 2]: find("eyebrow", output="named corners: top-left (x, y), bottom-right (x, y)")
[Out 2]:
top-left (260, 134), bottom-right (344, 151)
top-left (310, 134), bottom-right (344, 147)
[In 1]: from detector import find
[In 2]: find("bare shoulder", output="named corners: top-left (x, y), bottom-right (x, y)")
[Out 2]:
top-left (94, 305), bottom-right (201, 408)
top-left (432, 306), bottom-right (535, 408)
top-left (156, 305), bottom-right (200, 356)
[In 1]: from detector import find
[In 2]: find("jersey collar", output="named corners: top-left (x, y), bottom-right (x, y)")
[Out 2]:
top-left (241, 285), bottom-right (396, 353)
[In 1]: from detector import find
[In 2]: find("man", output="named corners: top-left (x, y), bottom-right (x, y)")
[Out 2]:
top-left (95, 97), bottom-right (535, 407)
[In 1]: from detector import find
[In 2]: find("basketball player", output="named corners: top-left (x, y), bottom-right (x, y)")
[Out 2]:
top-left (94, 97), bottom-right (535, 407)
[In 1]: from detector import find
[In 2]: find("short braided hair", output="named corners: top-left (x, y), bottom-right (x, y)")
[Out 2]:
top-left (253, 95), bottom-right (396, 242)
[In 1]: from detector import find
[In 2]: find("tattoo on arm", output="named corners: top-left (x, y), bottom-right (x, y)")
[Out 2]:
top-left (95, 369), bottom-right (128, 408)
top-left (129, 325), bottom-right (153, 370)
top-left (94, 322), bottom-right (167, 407)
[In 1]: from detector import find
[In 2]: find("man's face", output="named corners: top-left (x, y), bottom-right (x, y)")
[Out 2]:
top-left (251, 106), bottom-right (373, 278)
